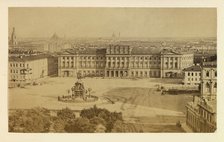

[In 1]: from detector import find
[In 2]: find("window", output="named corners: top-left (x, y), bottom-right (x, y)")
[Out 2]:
top-left (192, 73), bottom-right (194, 76)
top-left (175, 62), bottom-right (178, 68)
top-left (67, 57), bottom-right (69, 60)
top-left (206, 82), bottom-right (210, 93)
top-left (206, 71), bottom-right (209, 77)
top-left (215, 71), bottom-right (217, 77)
top-left (188, 73), bottom-right (190, 76)
top-left (214, 82), bottom-right (217, 88)
top-left (214, 83), bottom-right (217, 93)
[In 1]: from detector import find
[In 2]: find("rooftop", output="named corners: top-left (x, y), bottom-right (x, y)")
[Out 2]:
top-left (183, 65), bottom-right (201, 72)
top-left (9, 54), bottom-right (51, 62)
top-left (60, 47), bottom-right (106, 55)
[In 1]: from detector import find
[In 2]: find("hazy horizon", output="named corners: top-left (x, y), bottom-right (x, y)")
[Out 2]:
top-left (9, 8), bottom-right (217, 38)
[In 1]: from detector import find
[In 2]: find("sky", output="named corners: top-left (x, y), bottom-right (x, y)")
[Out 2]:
top-left (8, 8), bottom-right (217, 38)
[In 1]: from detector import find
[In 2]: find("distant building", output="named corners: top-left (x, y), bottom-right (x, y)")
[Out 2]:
top-left (185, 60), bottom-right (217, 132)
top-left (58, 45), bottom-right (194, 78)
top-left (183, 65), bottom-right (201, 85)
top-left (44, 33), bottom-right (72, 53)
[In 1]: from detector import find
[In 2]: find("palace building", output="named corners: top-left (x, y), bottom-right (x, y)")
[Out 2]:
top-left (185, 60), bottom-right (217, 132)
top-left (58, 44), bottom-right (194, 78)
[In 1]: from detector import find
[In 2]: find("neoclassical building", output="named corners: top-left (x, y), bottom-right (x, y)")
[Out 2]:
top-left (58, 45), bottom-right (194, 78)
top-left (185, 60), bottom-right (217, 132)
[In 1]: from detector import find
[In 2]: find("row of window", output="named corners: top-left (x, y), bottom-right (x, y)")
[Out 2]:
top-left (10, 75), bottom-right (26, 80)
top-left (187, 72), bottom-right (201, 77)
top-left (164, 62), bottom-right (178, 69)
top-left (61, 62), bottom-right (105, 68)
top-left (9, 63), bottom-right (28, 68)
top-left (205, 71), bottom-right (217, 77)
top-left (80, 70), bottom-right (104, 75)
top-left (10, 69), bottom-right (31, 74)
top-left (188, 78), bottom-right (200, 82)
top-left (131, 70), bottom-right (160, 77)
top-left (61, 56), bottom-right (161, 61)
top-left (163, 57), bottom-right (179, 61)
top-left (62, 56), bottom-right (105, 60)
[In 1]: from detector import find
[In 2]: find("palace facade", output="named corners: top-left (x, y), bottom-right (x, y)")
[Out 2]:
top-left (58, 45), bottom-right (194, 78)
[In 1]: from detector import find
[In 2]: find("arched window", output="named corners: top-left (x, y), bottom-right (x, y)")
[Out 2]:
top-left (206, 82), bottom-right (210, 93)
top-left (214, 82), bottom-right (217, 93)
top-left (206, 71), bottom-right (210, 77)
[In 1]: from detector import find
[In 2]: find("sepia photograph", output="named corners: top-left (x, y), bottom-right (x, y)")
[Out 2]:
top-left (8, 7), bottom-right (217, 133)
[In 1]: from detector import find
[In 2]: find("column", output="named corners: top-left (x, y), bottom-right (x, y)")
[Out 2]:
top-left (167, 57), bottom-right (170, 69)
top-left (173, 57), bottom-right (175, 69)
top-left (160, 56), bottom-right (163, 78)
top-left (115, 57), bottom-right (117, 68)
top-left (178, 57), bottom-right (181, 69)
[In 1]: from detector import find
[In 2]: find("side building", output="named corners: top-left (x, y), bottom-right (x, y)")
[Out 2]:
top-left (185, 60), bottom-right (217, 132)
top-left (182, 65), bottom-right (201, 86)
top-left (58, 45), bottom-right (194, 78)
top-left (8, 54), bottom-right (58, 87)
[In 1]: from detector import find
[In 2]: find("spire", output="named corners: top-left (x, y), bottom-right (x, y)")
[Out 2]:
top-left (10, 27), bottom-right (17, 47)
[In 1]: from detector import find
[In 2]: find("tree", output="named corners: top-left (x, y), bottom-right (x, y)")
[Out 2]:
top-left (57, 107), bottom-right (76, 122)
top-left (9, 107), bottom-right (51, 133)
top-left (90, 116), bottom-right (106, 126)
top-left (80, 105), bottom-right (123, 132)
top-left (64, 117), bottom-right (95, 133)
